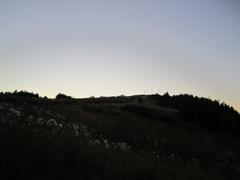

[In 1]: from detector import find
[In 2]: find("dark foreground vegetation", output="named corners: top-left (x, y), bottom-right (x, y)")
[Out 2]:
top-left (0, 91), bottom-right (240, 180)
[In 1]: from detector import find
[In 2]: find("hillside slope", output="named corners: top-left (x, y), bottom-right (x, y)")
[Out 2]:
top-left (0, 92), bottom-right (240, 180)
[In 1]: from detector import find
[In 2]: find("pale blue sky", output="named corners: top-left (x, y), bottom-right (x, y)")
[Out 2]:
top-left (0, 0), bottom-right (239, 111)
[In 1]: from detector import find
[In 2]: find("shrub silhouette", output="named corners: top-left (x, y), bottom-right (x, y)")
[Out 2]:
top-left (13, 90), bottom-right (39, 98)
top-left (150, 93), bottom-right (240, 135)
top-left (55, 93), bottom-right (72, 99)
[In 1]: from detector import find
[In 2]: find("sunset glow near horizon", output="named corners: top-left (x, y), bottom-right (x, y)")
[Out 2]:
top-left (0, 0), bottom-right (239, 112)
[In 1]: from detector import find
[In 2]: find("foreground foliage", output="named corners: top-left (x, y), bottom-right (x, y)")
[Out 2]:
top-left (0, 91), bottom-right (240, 180)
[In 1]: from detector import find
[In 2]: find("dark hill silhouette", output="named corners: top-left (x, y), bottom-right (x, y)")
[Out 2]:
top-left (0, 91), bottom-right (240, 180)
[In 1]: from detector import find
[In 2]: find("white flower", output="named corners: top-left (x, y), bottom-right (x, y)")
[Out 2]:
top-left (103, 139), bottom-right (110, 148)
top-left (92, 139), bottom-right (100, 146)
top-left (9, 108), bottom-right (21, 116)
top-left (119, 142), bottom-right (131, 151)
top-left (72, 124), bottom-right (79, 130)
top-left (46, 119), bottom-right (58, 127)
top-left (36, 117), bottom-right (43, 124)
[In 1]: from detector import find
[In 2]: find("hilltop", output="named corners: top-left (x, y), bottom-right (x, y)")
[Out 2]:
top-left (0, 91), bottom-right (240, 180)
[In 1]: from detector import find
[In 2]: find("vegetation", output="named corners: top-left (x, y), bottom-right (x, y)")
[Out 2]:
top-left (0, 91), bottom-right (240, 180)
top-left (13, 90), bottom-right (40, 98)
top-left (55, 93), bottom-right (73, 100)
top-left (149, 94), bottom-right (240, 135)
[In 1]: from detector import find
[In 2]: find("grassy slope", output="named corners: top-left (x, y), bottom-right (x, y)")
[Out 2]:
top-left (0, 94), bottom-right (240, 179)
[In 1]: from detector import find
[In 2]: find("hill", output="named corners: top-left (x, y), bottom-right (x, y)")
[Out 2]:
top-left (0, 91), bottom-right (240, 180)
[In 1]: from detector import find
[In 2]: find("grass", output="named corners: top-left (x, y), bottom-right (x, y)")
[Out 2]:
top-left (0, 125), bottom-right (225, 180)
top-left (0, 92), bottom-right (240, 179)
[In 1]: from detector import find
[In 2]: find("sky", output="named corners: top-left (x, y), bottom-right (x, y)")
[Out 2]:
top-left (0, 0), bottom-right (239, 112)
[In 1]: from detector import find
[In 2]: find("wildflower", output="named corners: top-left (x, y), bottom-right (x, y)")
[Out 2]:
top-left (103, 139), bottom-right (110, 148)
top-left (90, 139), bottom-right (100, 146)
top-left (92, 139), bottom-right (100, 146)
top-left (72, 124), bottom-right (80, 136)
top-left (72, 124), bottom-right (79, 130)
top-left (9, 108), bottom-right (21, 116)
top-left (119, 142), bottom-right (130, 151)
top-left (36, 117), bottom-right (43, 124)
top-left (46, 119), bottom-right (58, 127)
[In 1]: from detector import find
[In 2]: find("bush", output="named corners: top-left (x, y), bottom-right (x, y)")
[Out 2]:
top-left (150, 93), bottom-right (240, 135)
top-left (13, 90), bottom-right (39, 98)
top-left (55, 93), bottom-right (72, 100)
